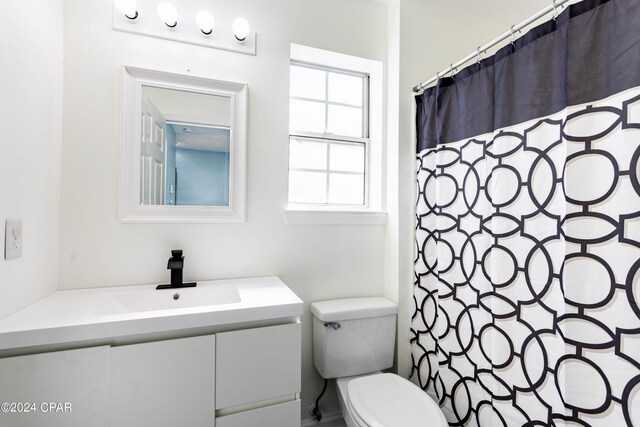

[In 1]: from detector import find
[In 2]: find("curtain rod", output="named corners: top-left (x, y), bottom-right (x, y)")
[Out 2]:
top-left (413, 0), bottom-right (572, 93)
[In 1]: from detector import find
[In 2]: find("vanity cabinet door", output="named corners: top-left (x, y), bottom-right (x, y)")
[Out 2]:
top-left (215, 323), bottom-right (301, 409)
top-left (109, 335), bottom-right (215, 427)
top-left (0, 346), bottom-right (110, 427)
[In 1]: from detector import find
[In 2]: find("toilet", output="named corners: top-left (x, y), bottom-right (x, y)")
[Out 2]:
top-left (311, 297), bottom-right (448, 427)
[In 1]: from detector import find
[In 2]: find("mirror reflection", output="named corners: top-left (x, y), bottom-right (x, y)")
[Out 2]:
top-left (140, 86), bottom-right (231, 206)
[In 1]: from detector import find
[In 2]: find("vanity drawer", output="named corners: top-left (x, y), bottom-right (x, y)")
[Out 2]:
top-left (216, 400), bottom-right (300, 427)
top-left (215, 323), bottom-right (301, 409)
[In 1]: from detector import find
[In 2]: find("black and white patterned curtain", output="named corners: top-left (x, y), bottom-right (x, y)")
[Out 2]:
top-left (411, 0), bottom-right (640, 425)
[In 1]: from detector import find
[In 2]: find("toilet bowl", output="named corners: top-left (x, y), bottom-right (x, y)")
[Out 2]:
top-left (311, 298), bottom-right (448, 427)
top-left (336, 373), bottom-right (447, 427)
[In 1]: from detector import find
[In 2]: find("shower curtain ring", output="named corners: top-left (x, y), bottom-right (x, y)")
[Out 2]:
top-left (510, 25), bottom-right (517, 47)
top-left (551, 0), bottom-right (559, 20)
top-left (476, 47), bottom-right (483, 65)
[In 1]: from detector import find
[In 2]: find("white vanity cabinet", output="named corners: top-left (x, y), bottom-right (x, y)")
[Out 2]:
top-left (0, 277), bottom-right (304, 427)
top-left (0, 323), bottom-right (301, 427)
top-left (0, 346), bottom-right (110, 427)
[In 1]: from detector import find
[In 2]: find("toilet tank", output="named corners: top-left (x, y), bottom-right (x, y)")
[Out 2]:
top-left (311, 297), bottom-right (397, 379)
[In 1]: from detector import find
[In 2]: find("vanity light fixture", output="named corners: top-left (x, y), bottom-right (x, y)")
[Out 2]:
top-left (157, 1), bottom-right (178, 28)
top-left (232, 18), bottom-right (250, 42)
top-left (115, 0), bottom-right (138, 20)
top-left (112, 0), bottom-right (256, 55)
top-left (195, 10), bottom-right (215, 36)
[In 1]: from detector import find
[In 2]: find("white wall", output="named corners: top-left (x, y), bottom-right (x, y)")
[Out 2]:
top-left (386, 0), bottom-right (557, 378)
top-left (0, 0), bottom-right (63, 319)
top-left (59, 0), bottom-right (388, 420)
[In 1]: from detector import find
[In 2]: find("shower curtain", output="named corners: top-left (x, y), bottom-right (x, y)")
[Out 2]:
top-left (410, 0), bottom-right (640, 426)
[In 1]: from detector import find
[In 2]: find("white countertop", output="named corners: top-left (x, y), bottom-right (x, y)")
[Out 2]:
top-left (0, 276), bottom-right (303, 353)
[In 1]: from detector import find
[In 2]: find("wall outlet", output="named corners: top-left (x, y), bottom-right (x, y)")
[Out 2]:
top-left (5, 219), bottom-right (23, 260)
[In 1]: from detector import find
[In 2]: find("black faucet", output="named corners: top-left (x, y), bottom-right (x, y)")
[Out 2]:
top-left (156, 250), bottom-right (197, 290)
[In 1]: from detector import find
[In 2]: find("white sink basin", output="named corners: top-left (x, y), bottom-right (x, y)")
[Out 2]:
top-left (0, 276), bottom-right (303, 352)
top-left (114, 284), bottom-right (241, 312)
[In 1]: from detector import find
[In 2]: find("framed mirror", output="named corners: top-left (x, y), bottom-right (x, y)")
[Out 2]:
top-left (120, 66), bottom-right (247, 222)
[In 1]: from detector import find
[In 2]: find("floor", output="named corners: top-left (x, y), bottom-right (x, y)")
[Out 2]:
top-left (302, 414), bottom-right (347, 427)
top-left (323, 419), bottom-right (347, 427)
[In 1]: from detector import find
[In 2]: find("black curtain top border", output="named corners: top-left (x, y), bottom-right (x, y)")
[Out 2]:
top-left (416, 0), bottom-right (611, 100)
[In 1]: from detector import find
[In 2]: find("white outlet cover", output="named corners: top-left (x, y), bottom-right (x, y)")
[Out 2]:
top-left (5, 219), bottom-right (22, 260)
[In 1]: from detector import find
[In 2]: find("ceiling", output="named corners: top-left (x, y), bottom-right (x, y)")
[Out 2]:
top-left (168, 124), bottom-right (230, 153)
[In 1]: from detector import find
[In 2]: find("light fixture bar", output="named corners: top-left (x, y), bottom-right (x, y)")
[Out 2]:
top-left (112, 0), bottom-right (256, 56)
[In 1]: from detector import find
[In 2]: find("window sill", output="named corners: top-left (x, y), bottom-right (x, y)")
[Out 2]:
top-left (283, 209), bottom-right (387, 225)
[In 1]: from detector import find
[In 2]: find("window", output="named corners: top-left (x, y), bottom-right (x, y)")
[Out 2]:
top-left (286, 44), bottom-right (385, 224)
top-left (289, 62), bottom-right (369, 206)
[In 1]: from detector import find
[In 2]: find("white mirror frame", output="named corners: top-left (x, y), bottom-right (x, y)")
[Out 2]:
top-left (120, 66), bottom-right (247, 223)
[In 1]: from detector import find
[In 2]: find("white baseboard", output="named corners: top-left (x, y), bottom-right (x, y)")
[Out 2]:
top-left (301, 412), bottom-right (346, 427)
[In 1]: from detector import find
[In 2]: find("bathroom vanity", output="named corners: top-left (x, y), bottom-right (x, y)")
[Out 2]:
top-left (0, 277), bottom-right (302, 427)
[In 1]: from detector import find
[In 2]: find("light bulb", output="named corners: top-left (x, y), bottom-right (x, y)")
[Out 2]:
top-left (157, 2), bottom-right (177, 28)
top-left (232, 17), bottom-right (250, 42)
top-left (195, 10), bottom-right (215, 36)
top-left (115, 0), bottom-right (138, 20)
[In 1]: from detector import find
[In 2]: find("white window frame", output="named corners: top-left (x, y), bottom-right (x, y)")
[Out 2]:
top-left (285, 44), bottom-right (386, 225)
top-left (290, 61), bottom-right (370, 140)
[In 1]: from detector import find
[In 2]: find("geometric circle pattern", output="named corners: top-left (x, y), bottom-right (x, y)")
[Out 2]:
top-left (411, 87), bottom-right (640, 426)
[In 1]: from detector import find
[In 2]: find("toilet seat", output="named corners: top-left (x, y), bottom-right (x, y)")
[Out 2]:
top-left (347, 373), bottom-right (447, 427)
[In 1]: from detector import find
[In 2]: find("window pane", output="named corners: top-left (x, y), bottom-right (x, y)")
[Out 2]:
top-left (328, 72), bottom-right (363, 106)
top-left (289, 170), bottom-right (327, 203)
top-left (290, 65), bottom-right (326, 100)
top-left (290, 99), bottom-right (326, 133)
top-left (329, 142), bottom-right (364, 173)
top-left (328, 173), bottom-right (364, 205)
top-left (290, 138), bottom-right (327, 170)
top-left (327, 105), bottom-right (362, 137)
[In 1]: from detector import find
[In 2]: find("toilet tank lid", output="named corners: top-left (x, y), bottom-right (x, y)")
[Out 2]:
top-left (311, 297), bottom-right (397, 322)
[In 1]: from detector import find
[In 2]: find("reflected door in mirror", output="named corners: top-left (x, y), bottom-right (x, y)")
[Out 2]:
top-left (141, 99), bottom-right (166, 205)
top-left (140, 86), bottom-right (231, 207)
